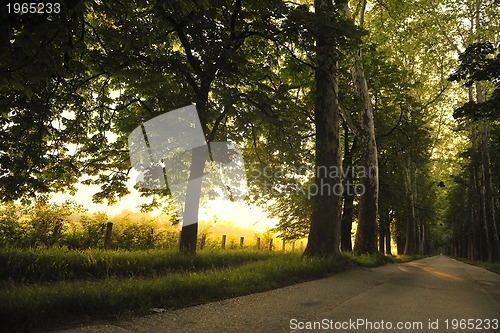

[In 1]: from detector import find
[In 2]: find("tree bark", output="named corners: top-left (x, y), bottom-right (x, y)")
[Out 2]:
top-left (396, 235), bottom-right (405, 255)
top-left (304, 0), bottom-right (343, 257)
top-left (178, 90), bottom-right (210, 254)
top-left (473, 79), bottom-right (500, 261)
top-left (385, 212), bottom-right (392, 255)
top-left (378, 216), bottom-right (385, 254)
top-left (379, 208), bottom-right (392, 255)
top-left (350, 0), bottom-right (379, 255)
top-left (351, 53), bottom-right (379, 254)
top-left (403, 157), bottom-right (417, 255)
top-left (178, 146), bottom-right (205, 254)
top-left (472, 121), bottom-right (489, 261)
top-left (341, 131), bottom-right (357, 252)
top-left (479, 118), bottom-right (500, 261)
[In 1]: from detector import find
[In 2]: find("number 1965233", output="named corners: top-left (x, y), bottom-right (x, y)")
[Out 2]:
top-left (6, 2), bottom-right (61, 14)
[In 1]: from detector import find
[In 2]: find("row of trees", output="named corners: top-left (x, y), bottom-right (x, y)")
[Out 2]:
top-left (446, 41), bottom-right (500, 261)
top-left (0, 1), bottom-right (498, 259)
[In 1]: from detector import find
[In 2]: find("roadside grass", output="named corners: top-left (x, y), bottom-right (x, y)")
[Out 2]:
top-left (0, 247), bottom-right (277, 283)
top-left (385, 254), bottom-right (428, 263)
top-left (457, 258), bottom-right (500, 274)
top-left (0, 250), bottom-right (419, 332)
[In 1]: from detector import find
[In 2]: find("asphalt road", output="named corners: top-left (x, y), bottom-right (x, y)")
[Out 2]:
top-left (56, 256), bottom-right (499, 333)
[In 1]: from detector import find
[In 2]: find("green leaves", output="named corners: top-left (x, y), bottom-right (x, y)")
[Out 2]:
top-left (449, 42), bottom-right (500, 120)
top-left (449, 42), bottom-right (499, 87)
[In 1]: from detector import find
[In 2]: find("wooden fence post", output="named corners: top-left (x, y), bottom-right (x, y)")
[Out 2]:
top-left (240, 237), bottom-right (244, 248)
top-left (291, 241), bottom-right (295, 251)
top-left (200, 234), bottom-right (206, 250)
top-left (221, 235), bottom-right (226, 249)
top-left (269, 239), bottom-right (273, 251)
top-left (104, 222), bottom-right (113, 250)
top-left (256, 237), bottom-right (261, 250)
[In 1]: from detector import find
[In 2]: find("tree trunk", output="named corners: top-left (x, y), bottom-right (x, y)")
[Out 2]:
top-left (396, 235), bottom-right (405, 255)
top-left (341, 130), bottom-right (357, 252)
top-left (379, 208), bottom-right (392, 255)
top-left (304, 0), bottom-right (343, 257)
top-left (403, 157), bottom-right (417, 255)
top-left (104, 222), bottom-right (113, 250)
top-left (479, 120), bottom-right (500, 261)
top-left (178, 145), bottom-right (206, 254)
top-left (341, 183), bottom-right (355, 252)
top-left (178, 91), bottom-right (210, 254)
top-left (385, 213), bottom-right (392, 255)
top-left (350, 0), bottom-right (379, 255)
top-left (378, 216), bottom-right (385, 254)
top-left (351, 52), bottom-right (379, 255)
top-left (467, 158), bottom-right (477, 260)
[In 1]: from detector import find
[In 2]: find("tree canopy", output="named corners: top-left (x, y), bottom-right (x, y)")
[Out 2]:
top-left (1, 0), bottom-right (499, 260)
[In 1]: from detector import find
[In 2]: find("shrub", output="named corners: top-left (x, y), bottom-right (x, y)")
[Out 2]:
top-left (0, 203), bottom-right (24, 247)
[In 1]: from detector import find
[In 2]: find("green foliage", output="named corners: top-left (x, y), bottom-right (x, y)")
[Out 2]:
top-left (0, 1), bottom-right (117, 201)
top-left (449, 42), bottom-right (499, 87)
top-left (449, 42), bottom-right (500, 120)
top-left (65, 212), bottom-right (109, 249)
top-left (0, 199), bottom-right (185, 250)
top-left (0, 198), bottom-right (84, 247)
top-left (27, 197), bottom-right (83, 247)
top-left (0, 203), bottom-right (24, 247)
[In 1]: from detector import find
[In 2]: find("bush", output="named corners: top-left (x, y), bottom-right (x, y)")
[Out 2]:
top-left (0, 199), bottom-right (182, 250)
top-left (0, 203), bottom-right (25, 247)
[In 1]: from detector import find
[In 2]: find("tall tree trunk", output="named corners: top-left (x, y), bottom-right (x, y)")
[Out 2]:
top-left (472, 122), bottom-right (489, 261)
top-left (478, 120), bottom-right (500, 261)
top-left (378, 207), bottom-right (392, 255)
top-left (378, 212), bottom-right (386, 254)
top-left (467, 160), bottom-right (477, 260)
top-left (403, 157), bottom-right (417, 255)
top-left (385, 212), bottom-right (392, 255)
top-left (178, 90), bottom-right (210, 254)
top-left (178, 146), bottom-right (205, 254)
top-left (481, 125), bottom-right (500, 261)
top-left (350, 0), bottom-right (379, 254)
top-left (396, 235), bottom-right (405, 255)
top-left (341, 130), bottom-right (357, 252)
top-left (304, 0), bottom-right (343, 257)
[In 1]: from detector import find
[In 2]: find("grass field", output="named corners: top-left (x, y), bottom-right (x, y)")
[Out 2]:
top-left (0, 247), bottom-right (420, 331)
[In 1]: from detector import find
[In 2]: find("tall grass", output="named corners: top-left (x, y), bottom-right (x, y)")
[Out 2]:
top-left (0, 247), bottom-right (277, 283)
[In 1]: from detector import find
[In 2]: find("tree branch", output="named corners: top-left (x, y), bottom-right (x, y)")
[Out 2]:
top-left (339, 103), bottom-right (361, 136)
